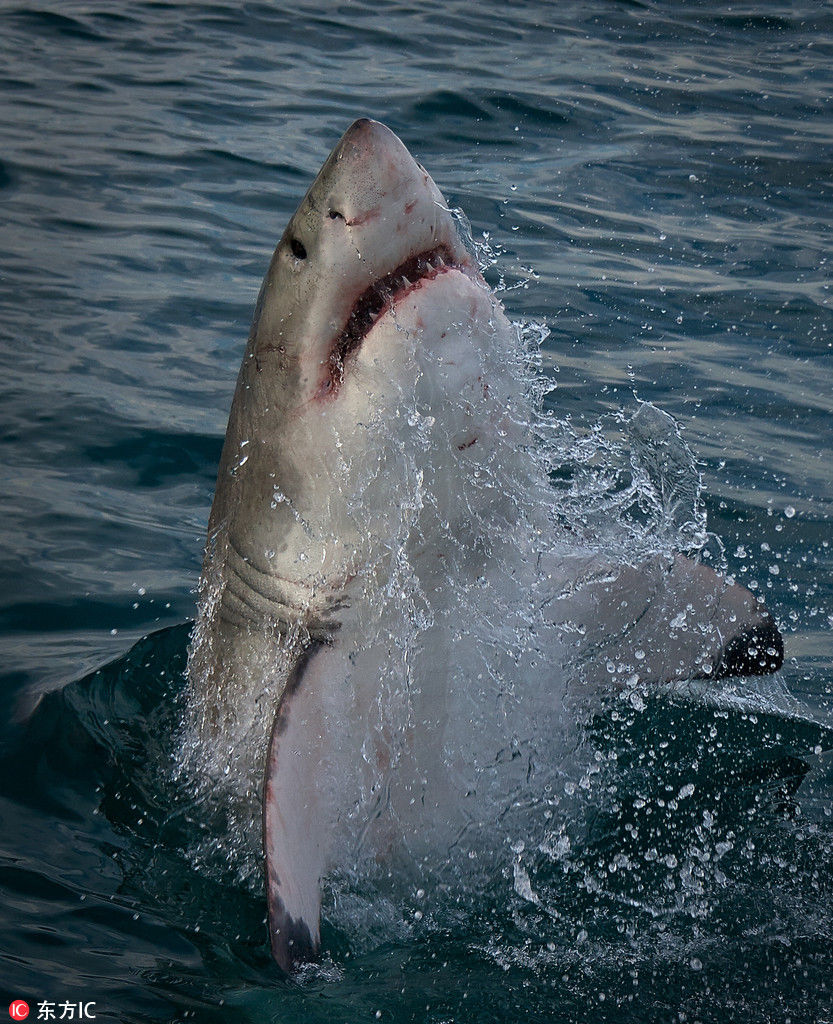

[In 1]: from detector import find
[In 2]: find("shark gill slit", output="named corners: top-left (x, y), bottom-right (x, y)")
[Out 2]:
top-left (219, 548), bottom-right (315, 634)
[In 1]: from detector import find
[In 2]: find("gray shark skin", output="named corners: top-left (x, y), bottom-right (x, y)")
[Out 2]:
top-left (185, 119), bottom-right (783, 973)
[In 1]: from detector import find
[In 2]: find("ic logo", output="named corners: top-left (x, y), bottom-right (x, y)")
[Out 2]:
top-left (9, 1003), bottom-right (29, 1021)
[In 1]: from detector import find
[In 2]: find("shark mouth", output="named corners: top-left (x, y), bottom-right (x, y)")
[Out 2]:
top-left (319, 243), bottom-right (459, 397)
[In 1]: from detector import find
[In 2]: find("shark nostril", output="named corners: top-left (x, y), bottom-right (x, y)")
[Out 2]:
top-left (290, 238), bottom-right (307, 260)
top-left (328, 210), bottom-right (344, 221)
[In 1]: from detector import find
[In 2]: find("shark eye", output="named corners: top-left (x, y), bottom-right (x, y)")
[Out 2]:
top-left (328, 209), bottom-right (344, 220)
top-left (290, 238), bottom-right (307, 260)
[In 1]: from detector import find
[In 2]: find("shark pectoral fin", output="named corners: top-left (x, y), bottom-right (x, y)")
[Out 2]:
top-left (550, 552), bottom-right (783, 685)
top-left (674, 556), bottom-right (784, 679)
top-left (263, 639), bottom-right (334, 972)
top-left (627, 554), bottom-right (783, 682)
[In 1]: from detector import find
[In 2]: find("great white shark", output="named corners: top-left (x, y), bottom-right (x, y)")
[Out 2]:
top-left (185, 119), bottom-right (784, 972)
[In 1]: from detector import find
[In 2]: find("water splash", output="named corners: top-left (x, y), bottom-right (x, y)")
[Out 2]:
top-left (176, 237), bottom-right (743, 953)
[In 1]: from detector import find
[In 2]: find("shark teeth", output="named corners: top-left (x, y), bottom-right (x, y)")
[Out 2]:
top-left (326, 244), bottom-right (458, 391)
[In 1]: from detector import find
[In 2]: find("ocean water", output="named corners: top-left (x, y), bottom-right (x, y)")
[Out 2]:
top-left (1, 2), bottom-right (832, 1021)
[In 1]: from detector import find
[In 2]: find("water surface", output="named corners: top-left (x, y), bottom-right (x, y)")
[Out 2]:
top-left (1, 2), bottom-right (832, 1021)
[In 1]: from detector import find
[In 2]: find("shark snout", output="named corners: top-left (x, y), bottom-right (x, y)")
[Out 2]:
top-left (332, 117), bottom-right (405, 167)
top-left (337, 117), bottom-right (395, 147)
top-left (321, 118), bottom-right (433, 227)
top-left (310, 119), bottom-right (471, 285)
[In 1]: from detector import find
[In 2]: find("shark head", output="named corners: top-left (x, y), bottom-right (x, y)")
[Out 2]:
top-left (249, 118), bottom-right (475, 402)
top-left (205, 119), bottom-right (516, 622)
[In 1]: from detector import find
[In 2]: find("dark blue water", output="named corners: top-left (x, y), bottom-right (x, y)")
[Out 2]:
top-left (1, 2), bottom-right (832, 1021)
